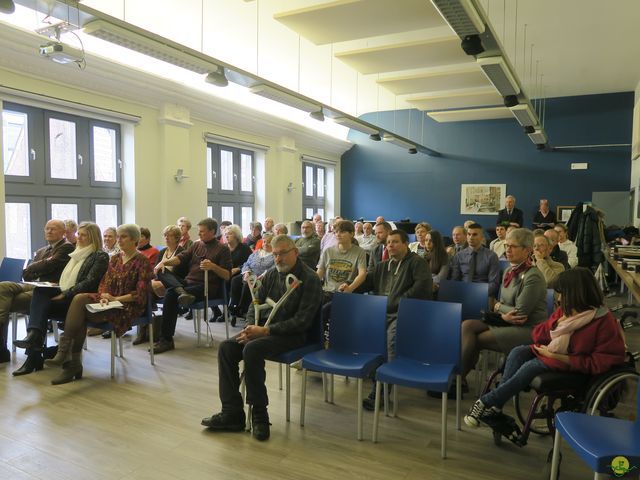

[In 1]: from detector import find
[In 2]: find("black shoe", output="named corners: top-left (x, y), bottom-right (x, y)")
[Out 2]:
top-left (230, 316), bottom-right (237, 327)
top-left (43, 345), bottom-right (58, 360)
top-left (0, 348), bottom-right (10, 363)
top-left (13, 329), bottom-right (44, 350)
top-left (362, 388), bottom-right (391, 411)
top-left (251, 407), bottom-right (271, 441)
top-left (101, 330), bottom-right (112, 339)
top-left (201, 411), bottom-right (246, 431)
top-left (150, 338), bottom-right (175, 354)
top-left (12, 353), bottom-right (44, 376)
top-left (184, 310), bottom-right (193, 320)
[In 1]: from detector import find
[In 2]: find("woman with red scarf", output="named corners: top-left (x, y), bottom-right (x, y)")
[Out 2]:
top-left (464, 267), bottom-right (626, 427)
top-left (461, 228), bottom-right (547, 387)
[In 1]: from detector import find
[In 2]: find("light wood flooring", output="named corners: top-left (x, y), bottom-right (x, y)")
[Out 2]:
top-left (1, 302), bottom-right (638, 480)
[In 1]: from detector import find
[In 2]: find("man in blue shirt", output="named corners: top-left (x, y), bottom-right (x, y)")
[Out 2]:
top-left (450, 223), bottom-right (501, 298)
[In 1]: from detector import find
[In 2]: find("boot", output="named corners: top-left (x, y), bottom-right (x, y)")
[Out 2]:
top-left (175, 287), bottom-right (196, 307)
top-left (13, 329), bottom-right (44, 350)
top-left (44, 335), bottom-right (73, 367)
top-left (132, 325), bottom-right (149, 345)
top-left (51, 351), bottom-right (83, 385)
top-left (12, 351), bottom-right (44, 376)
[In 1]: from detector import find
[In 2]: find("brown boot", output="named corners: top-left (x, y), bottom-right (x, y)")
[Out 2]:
top-left (44, 336), bottom-right (73, 367)
top-left (132, 325), bottom-right (149, 345)
top-left (51, 351), bottom-right (83, 385)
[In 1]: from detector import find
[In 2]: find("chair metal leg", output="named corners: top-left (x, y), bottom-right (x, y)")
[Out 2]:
top-left (148, 322), bottom-right (155, 365)
top-left (278, 363), bottom-right (283, 391)
top-left (357, 377), bottom-right (363, 441)
top-left (330, 374), bottom-right (335, 404)
top-left (11, 313), bottom-right (17, 353)
top-left (392, 384), bottom-right (398, 417)
top-left (110, 332), bottom-right (116, 379)
top-left (441, 391), bottom-right (448, 459)
top-left (195, 309), bottom-right (201, 346)
top-left (52, 320), bottom-right (59, 343)
top-left (322, 373), bottom-right (328, 402)
top-left (549, 429), bottom-right (561, 480)
top-left (456, 374), bottom-right (461, 431)
top-left (118, 336), bottom-right (124, 358)
top-left (383, 382), bottom-right (389, 417)
top-left (285, 364), bottom-right (291, 422)
top-left (223, 305), bottom-right (229, 340)
top-left (372, 380), bottom-right (382, 442)
top-left (300, 369), bottom-right (307, 426)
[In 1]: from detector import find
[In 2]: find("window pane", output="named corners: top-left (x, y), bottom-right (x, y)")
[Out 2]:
top-left (94, 204), bottom-right (118, 236)
top-left (92, 126), bottom-right (117, 182)
top-left (305, 208), bottom-right (314, 220)
top-left (240, 153), bottom-right (252, 192)
top-left (220, 149), bottom-right (234, 191)
top-left (305, 166), bottom-right (314, 196)
top-left (5, 203), bottom-right (31, 259)
top-left (221, 206), bottom-right (234, 224)
top-left (241, 206), bottom-right (252, 236)
top-left (318, 208), bottom-right (324, 220)
top-left (3, 110), bottom-right (29, 176)
top-left (317, 167), bottom-right (325, 198)
top-left (207, 205), bottom-right (213, 218)
top-left (49, 118), bottom-right (77, 180)
top-left (206, 147), bottom-right (213, 190)
top-left (51, 203), bottom-right (78, 222)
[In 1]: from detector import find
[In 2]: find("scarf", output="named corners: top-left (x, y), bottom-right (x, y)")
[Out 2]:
top-left (502, 258), bottom-right (532, 288)
top-left (547, 308), bottom-right (598, 354)
top-left (59, 245), bottom-right (94, 291)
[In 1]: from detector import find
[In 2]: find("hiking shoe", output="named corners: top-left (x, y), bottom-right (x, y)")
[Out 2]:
top-left (251, 406), bottom-right (271, 441)
top-left (201, 411), bottom-right (246, 431)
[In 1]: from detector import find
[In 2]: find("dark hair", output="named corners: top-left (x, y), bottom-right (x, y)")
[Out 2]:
top-left (556, 267), bottom-right (604, 314)
top-left (427, 230), bottom-right (448, 275)
top-left (375, 221), bottom-right (392, 232)
top-left (220, 220), bottom-right (232, 229)
top-left (140, 227), bottom-right (151, 240)
top-left (468, 223), bottom-right (483, 231)
top-left (389, 229), bottom-right (409, 244)
top-left (198, 218), bottom-right (218, 234)
top-left (334, 219), bottom-right (355, 234)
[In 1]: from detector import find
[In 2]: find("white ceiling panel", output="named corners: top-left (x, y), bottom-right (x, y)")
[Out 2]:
top-left (405, 87), bottom-right (503, 111)
top-left (376, 64), bottom-right (490, 95)
top-left (428, 106), bottom-right (513, 122)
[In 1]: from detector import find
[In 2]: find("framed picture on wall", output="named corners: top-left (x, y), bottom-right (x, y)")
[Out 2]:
top-left (556, 206), bottom-right (575, 223)
top-left (460, 184), bottom-right (506, 215)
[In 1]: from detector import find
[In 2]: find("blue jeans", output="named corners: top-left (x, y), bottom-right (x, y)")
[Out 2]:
top-left (481, 345), bottom-right (549, 409)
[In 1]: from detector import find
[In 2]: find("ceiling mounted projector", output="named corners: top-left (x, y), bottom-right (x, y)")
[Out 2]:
top-left (39, 42), bottom-right (84, 64)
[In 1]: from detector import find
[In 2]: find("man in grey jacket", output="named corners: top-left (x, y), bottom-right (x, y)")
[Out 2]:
top-left (294, 220), bottom-right (320, 269)
top-left (201, 235), bottom-right (322, 441)
top-left (354, 229), bottom-right (432, 410)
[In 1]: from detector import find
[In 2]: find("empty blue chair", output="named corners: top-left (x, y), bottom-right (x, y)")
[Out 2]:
top-left (438, 279), bottom-right (489, 320)
top-left (499, 259), bottom-right (511, 274)
top-left (1, 257), bottom-right (27, 352)
top-left (372, 298), bottom-right (462, 459)
top-left (267, 306), bottom-right (323, 422)
top-left (549, 375), bottom-right (640, 479)
top-left (300, 293), bottom-right (387, 440)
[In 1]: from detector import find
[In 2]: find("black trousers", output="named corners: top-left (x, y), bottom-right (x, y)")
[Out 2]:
top-left (160, 284), bottom-right (206, 341)
top-left (218, 333), bottom-right (305, 410)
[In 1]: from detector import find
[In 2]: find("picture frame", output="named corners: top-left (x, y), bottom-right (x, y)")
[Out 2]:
top-left (556, 205), bottom-right (575, 223)
top-left (460, 184), bottom-right (506, 215)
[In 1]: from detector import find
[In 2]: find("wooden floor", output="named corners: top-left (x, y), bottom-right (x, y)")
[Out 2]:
top-left (1, 301), bottom-right (637, 480)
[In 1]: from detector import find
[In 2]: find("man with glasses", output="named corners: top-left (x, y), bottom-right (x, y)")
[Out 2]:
top-left (201, 235), bottom-right (322, 442)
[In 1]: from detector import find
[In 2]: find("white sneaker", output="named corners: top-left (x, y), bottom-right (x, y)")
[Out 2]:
top-left (464, 399), bottom-right (486, 428)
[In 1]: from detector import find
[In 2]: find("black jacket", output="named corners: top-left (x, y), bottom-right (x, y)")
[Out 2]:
top-left (61, 250), bottom-right (110, 300)
top-left (496, 208), bottom-right (524, 227)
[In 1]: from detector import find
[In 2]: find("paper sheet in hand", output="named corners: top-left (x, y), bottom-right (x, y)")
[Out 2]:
top-left (86, 301), bottom-right (124, 313)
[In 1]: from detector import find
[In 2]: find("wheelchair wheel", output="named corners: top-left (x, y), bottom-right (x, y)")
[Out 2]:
top-left (582, 369), bottom-right (638, 417)
top-left (513, 391), bottom-right (579, 436)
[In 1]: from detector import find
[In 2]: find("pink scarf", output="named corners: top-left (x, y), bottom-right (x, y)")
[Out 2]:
top-left (547, 308), bottom-right (597, 354)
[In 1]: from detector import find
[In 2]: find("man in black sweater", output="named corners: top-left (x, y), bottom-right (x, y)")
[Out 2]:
top-left (201, 235), bottom-right (322, 441)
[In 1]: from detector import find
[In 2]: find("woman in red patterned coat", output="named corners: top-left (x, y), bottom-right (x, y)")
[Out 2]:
top-left (46, 223), bottom-right (152, 384)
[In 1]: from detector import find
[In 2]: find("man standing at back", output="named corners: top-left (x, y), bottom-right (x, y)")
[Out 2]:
top-left (497, 195), bottom-right (523, 228)
top-left (368, 221), bottom-right (392, 272)
top-left (0, 219), bottom-right (74, 361)
top-left (201, 235), bottom-right (322, 441)
top-left (451, 223), bottom-right (501, 298)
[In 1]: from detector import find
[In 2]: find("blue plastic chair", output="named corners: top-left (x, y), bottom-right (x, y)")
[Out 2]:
top-left (546, 288), bottom-right (555, 317)
top-left (499, 259), bottom-right (511, 274)
top-left (191, 282), bottom-right (230, 346)
top-left (300, 292), bottom-right (388, 440)
top-left (371, 298), bottom-right (462, 459)
top-left (438, 279), bottom-right (489, 320)
top-left (549, 375), bottom-right (640, 479)
top-left (1, 257), bottom-right (27, 352)
top-left (268, 306), bottom-right (323, 422)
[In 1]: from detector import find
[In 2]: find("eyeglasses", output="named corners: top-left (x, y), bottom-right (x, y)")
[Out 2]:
top-left (272, 248), bottom-right (294, 258)
top-left (504, 243), bottom-right (524, 250)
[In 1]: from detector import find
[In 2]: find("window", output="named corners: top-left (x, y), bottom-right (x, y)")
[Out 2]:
top-left (206, 143), bottom-right (255, 236)
top-left (302, 162), bottom-right (325, 219)
top-left (2, 102), bottom-right (122, 256)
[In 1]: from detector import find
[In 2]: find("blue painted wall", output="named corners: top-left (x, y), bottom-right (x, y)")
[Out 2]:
top-left (340, 92), bottom-right (633, 234)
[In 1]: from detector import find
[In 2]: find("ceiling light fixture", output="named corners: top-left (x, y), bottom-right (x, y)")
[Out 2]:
top-left (369, 133), bottom-right (382, 141)
top-left (430, 0), bottom-right (485, 38)
top-left (205, 65), bottom-right (228, 87)
top-left (382, 134), bottom-right (417, 151)
top-left (477, 56), bottom-right (520, 97)
top-left (333, 117), bottom-right (379, 136)
top-left (0, 0), bottom-right (15, 14)
top-left (510, 104), bottom-right (539, 127)
top-left (527, 128), bottom-right (548, 145)
top-left (39, 41), bottom-right (84, 65)
top-left (249, 84), bottom-right (322, 114)
top-left (309, 109), bottom-right (325, 122)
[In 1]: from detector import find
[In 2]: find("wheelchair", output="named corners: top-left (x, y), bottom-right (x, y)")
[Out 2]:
top-left (479, 352), bottom-right (638, 448)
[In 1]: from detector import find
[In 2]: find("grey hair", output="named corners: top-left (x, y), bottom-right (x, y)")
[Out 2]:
top-left (177, 216), bottom-right (192, 229)
top-left (270, 234), bottom-right (295, 250)
top-left (117, 223), bottom-right (141, 243)
top-left (506, 228), bottom-right (533, 248)
top-left (506, 195), bottom-right (516, 201)
top-left (274, 223), bottom-right (289, 234)
top-left (225, 224), bottom-right (243, 242)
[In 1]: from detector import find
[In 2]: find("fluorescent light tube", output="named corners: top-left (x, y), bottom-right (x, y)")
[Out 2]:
top-left (510, 104), bottom-right (539, 127)
top-left (382, 134), bottom-right (416, 150)
top-left (249, 84), bottom-right (321, 114)
top-left (333, 117), bottom-right (379, 136)
top-left (431, 0), bottom-right (485, 37)
top-left (83, 19), bottom-right (214, 74)
top-left (477, 57), bottom-right (520, 96)
top-left (528, 128), bottom-right (547, 144)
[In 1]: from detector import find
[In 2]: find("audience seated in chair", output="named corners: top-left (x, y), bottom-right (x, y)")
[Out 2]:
top-left (13, 222), bottom-right (109, 376)
top-left (424, 230), bottom-right (449, 295)
top-left (356, 222), bottom-right (376, 253)
top-left (532, 198), bottom-right (556, 230)
top-left (320, 216), bottom-right (341, 253)
top-left (446, 226), bottom-right (468, 258)
top-left (532, 233), bottom-right (565, 288)
top-left (244, 221), bottom-right (262, 251)
top-left (152, 218), bottom-right (231, 354)
top-left (45, 223), bottom-right (152, 384)
top-left (408, 222), bottom-right (431, 258)
top-left (497, 195), bottom-right (523, 228)
top-left (544, 228), bottom-right (571, 270)
top-left (464, 267), bottom-right (626, 428)
top-left (367, 221), bottom-right (392, 273)
top-left (314, 220), bottom-right (325, 241)
top-left (218, 224), bottom-right (252, 322)
top-left (0, 219), bottom-right (74, 363)
top-left (553, 223), bottom-right (578, 268)
top-left (177, 217), bottom-right (193, 250)
top-left (294, 220), bottom-right (321, 270)
top-left (461, 228), bottom-right (547, 390)
top-left (137, 227), bottom-right (160, 266)
top-left (63, 219), bottom-right (78, 246)
top-left (201, 234), bottom-right (322, 442)
top-left (102, 226), bottom-right (120, 256)
top-left (490, 224), bottom-right (507, 259)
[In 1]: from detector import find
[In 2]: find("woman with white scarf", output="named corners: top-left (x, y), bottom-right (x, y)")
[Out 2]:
top-left (12, 222), bottom-right (109, 376)
top-left (464, 267), bottom-right (627, 428)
